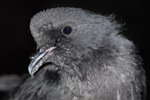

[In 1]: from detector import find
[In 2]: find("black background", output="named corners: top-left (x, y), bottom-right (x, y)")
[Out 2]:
top-left (0, 0), bottom-right (149, 99)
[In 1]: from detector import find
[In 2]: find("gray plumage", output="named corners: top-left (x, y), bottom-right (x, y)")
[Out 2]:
top-left (9, 7), bottom-right (146, 100)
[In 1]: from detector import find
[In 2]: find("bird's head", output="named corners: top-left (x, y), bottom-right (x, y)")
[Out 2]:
top-left (28, 7), bottom-right (121, 77)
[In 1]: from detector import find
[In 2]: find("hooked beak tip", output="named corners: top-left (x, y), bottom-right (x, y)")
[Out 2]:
top-left (28, 47), bottom-right (56, 77)
top-left (28, 65), bottom-right (34, 77)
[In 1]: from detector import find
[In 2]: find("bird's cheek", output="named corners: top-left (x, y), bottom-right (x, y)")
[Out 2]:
top-left (45, 53), bottom-right (63, 66)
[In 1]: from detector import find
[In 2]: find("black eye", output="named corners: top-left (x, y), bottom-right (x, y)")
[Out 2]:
top-left (62, 26), bottom-right (72, 35)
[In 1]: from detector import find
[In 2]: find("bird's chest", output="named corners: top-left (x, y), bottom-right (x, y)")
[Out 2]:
top-left (56, 76), bottom-right (95, 100)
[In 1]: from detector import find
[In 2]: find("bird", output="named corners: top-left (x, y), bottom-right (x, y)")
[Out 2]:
top-left (9, 7), bottom-right (146, 100)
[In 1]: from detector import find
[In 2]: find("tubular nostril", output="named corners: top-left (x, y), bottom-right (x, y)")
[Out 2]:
top-left (29, 48), bottom-right (44, 60)
top-left (29, 56), bottom-right (34, 60)
top-left (29, 52), bottom-right (38, 60)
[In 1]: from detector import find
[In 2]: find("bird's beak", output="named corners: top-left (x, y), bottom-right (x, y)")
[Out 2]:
top-left (28, 47), bottom-right (56, 77)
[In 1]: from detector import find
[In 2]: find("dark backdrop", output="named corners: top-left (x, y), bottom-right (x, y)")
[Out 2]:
top-left (0, 0), bottom-right (149, 99)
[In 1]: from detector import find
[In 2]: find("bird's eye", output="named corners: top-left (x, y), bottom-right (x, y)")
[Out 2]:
top-left (62, 26), bottom-right (72, 35)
